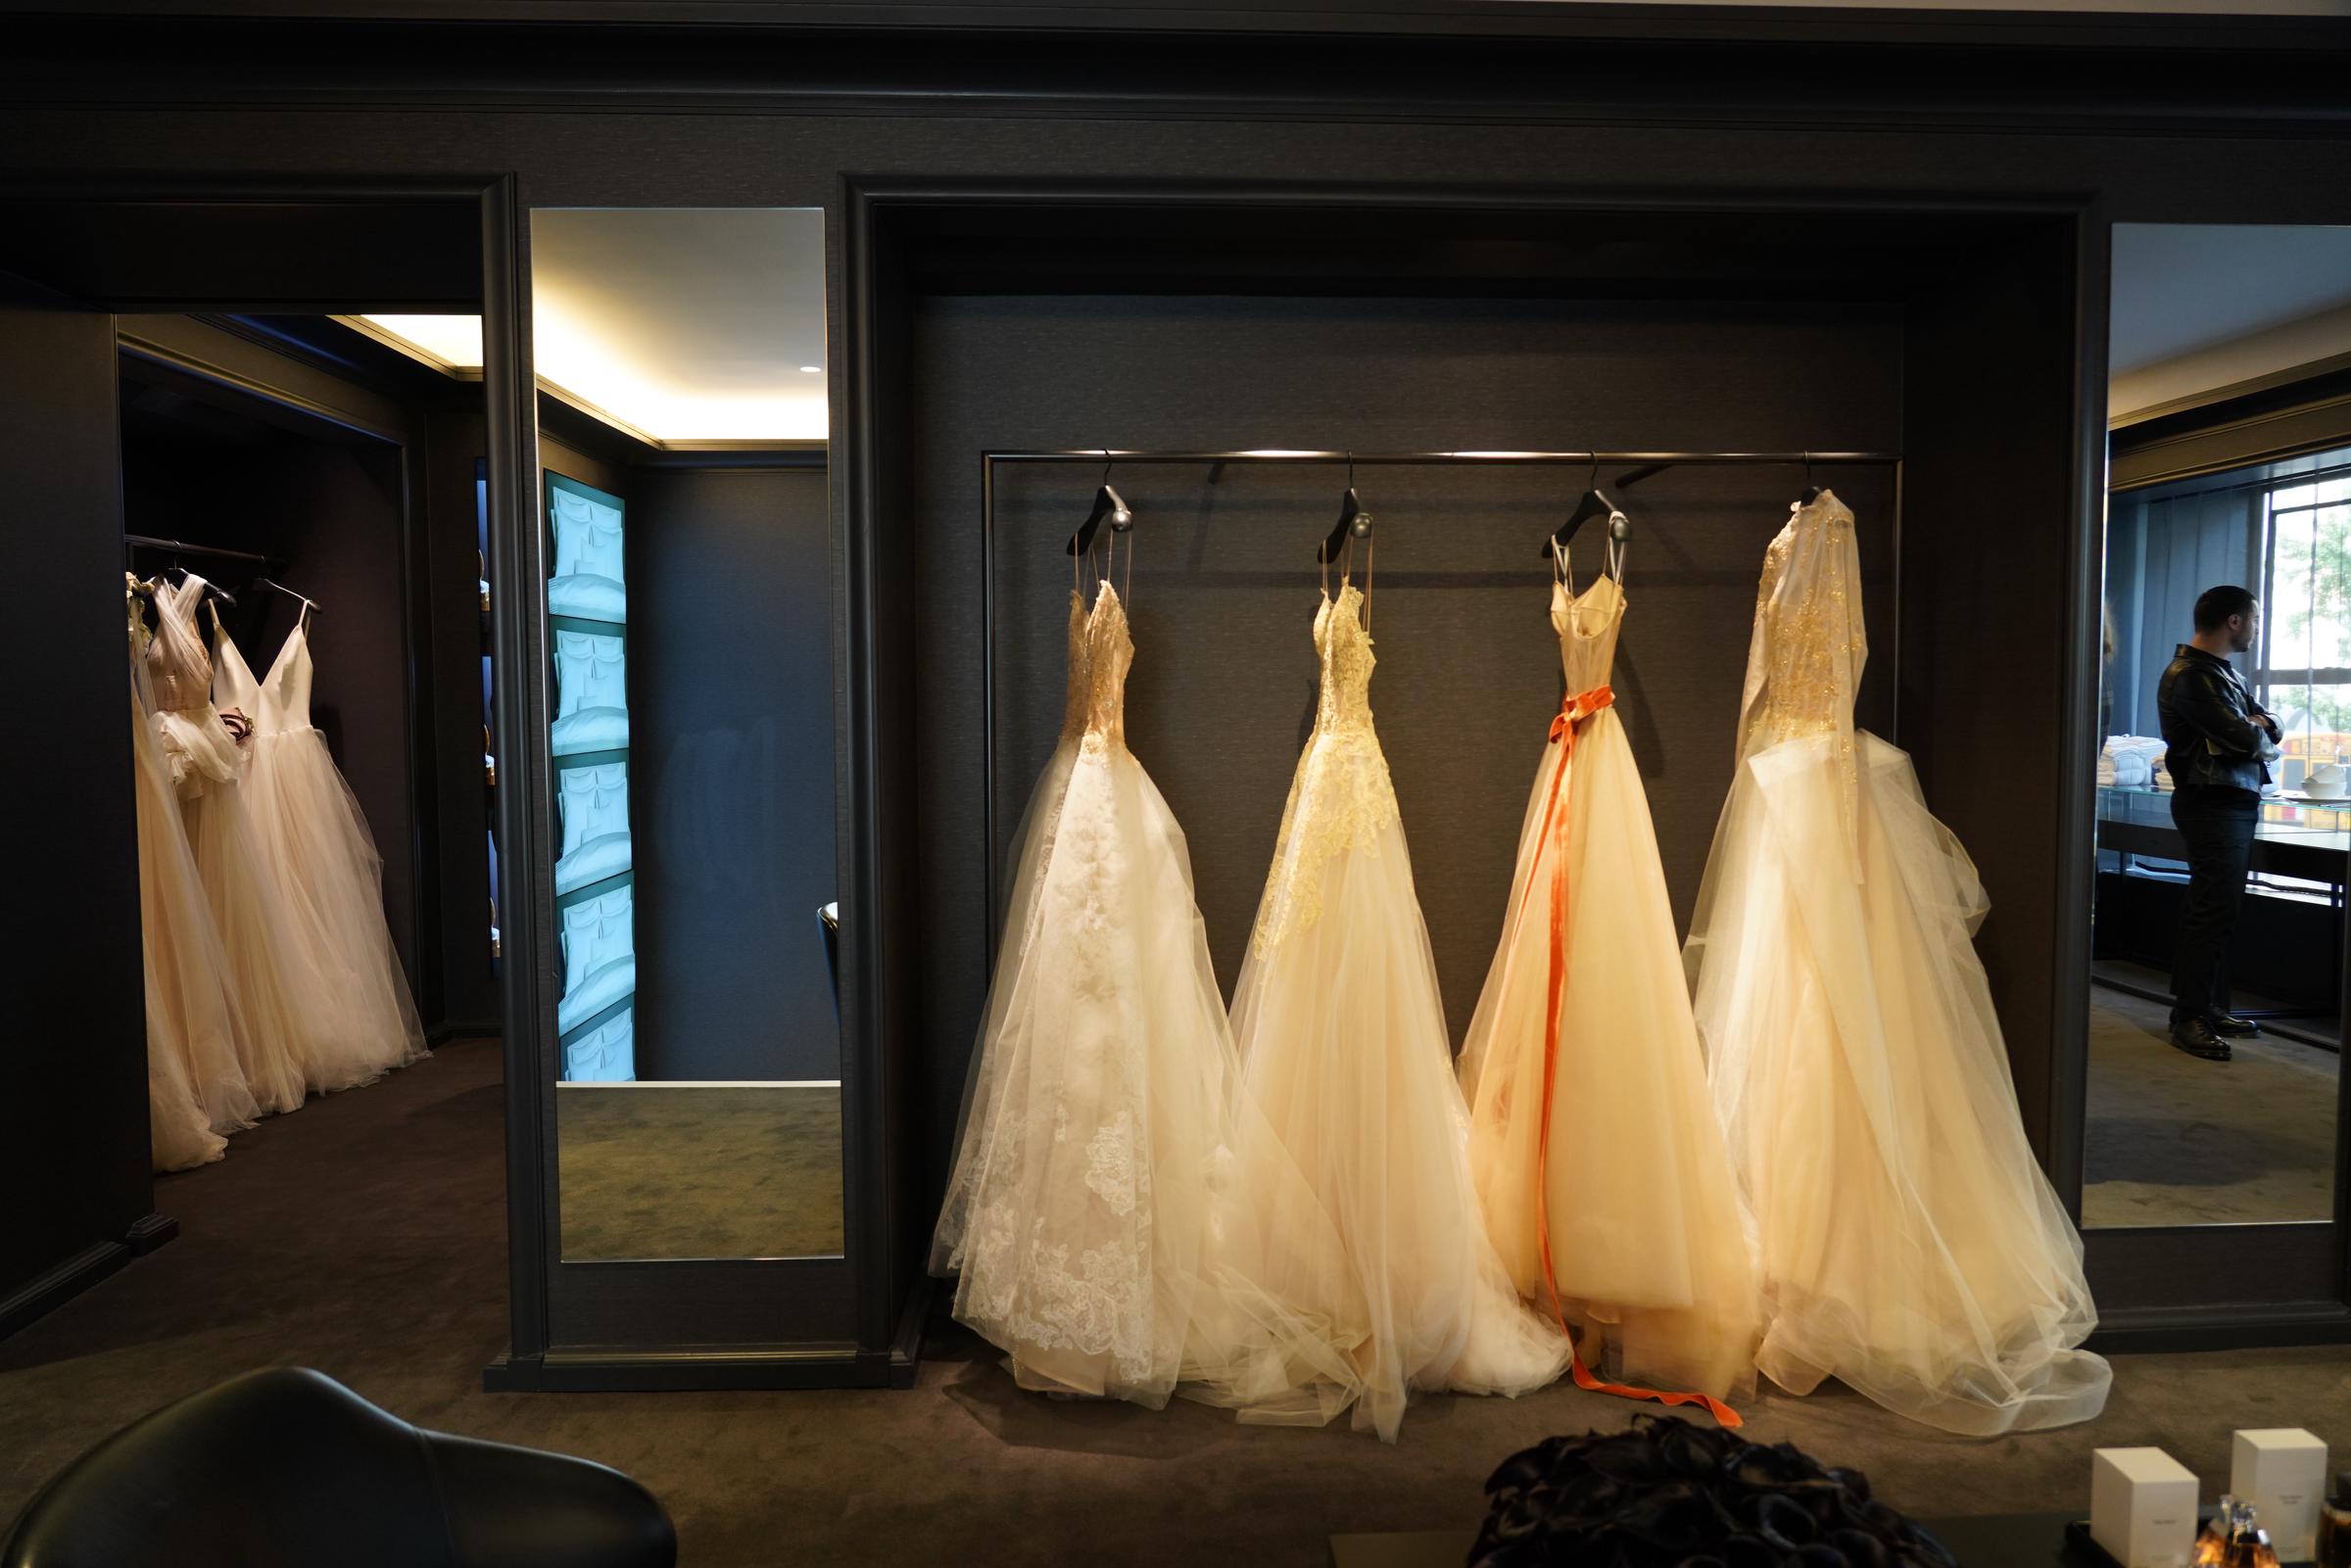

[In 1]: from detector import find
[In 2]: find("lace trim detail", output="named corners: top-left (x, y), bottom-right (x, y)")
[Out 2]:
top-left (1083, 1109), bottom-right (1144, 1216)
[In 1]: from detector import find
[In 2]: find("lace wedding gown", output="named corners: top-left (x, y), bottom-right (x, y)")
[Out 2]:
top-left (216, 610), bottom-right (427, 1090)
top-left (127, 577), bottom-right (246, 1169)
top-left (1683, 491), bottom-right (2111, 1435)
top-left (1457, 540), bottom-right (1759, 1418)
top-left (933, 580), bottom-right (1364, 1417)
top-left (146, 575), bottom-right (309, 1118)
top-left (1230, 569), bottom-right (1570, 1443)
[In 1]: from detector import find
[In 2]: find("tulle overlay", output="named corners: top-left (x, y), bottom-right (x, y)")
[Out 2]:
top-left (127, 585), bottom-right (246, 1169)
top-left (933, 587), bottom-right (1367, 1418)
top-left (1684, 493), bottom-right (2109, 1435)
top-left (215, 621), bottom-right (428, 1091)
top-left (1231, 582), bottom-right (1570, 1443)
top-left (1458, 573), bottom-right (1759, 1407)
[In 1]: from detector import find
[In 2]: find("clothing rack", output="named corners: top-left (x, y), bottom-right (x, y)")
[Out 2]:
top-left (123, 534), bottom-right (278, 568)
top-left (977, 447), bottom-right (1905, 938)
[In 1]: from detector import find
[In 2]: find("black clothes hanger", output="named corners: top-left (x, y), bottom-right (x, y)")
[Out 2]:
top-left (1798, 451), bottom-right (1823, 506)
top-left (1065, 452), bottom-right (1133, 556)
top-left (1540, 455), bottom-right (1631, 559)
top-left (1318, 452), bottom-right (1373, 564)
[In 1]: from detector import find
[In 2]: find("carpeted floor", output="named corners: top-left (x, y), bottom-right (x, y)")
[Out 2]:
top-left (557, 1083), bottom-right (843, 1259)
top-left (2085, 979), bottom-right (2338, 1227)
top-left (9, 1034), bottom-right (2351, 1566)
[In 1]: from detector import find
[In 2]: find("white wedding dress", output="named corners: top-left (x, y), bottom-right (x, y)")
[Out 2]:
top-left (215, 608), bottom-right (427, 1091)
top-left (145, 575), bottom-right (310, 1119)
top-left (1457, 539), bottom-right (1759, 1417)
top-left (1683, 490), bottom-right (2111, 1435)
top-left (127, 577), bottom-right (245, 1169)
top-left (1229, 566), bottom-right (1570, 1443)
top-left (933, 577), bottom-right (1365, 1418)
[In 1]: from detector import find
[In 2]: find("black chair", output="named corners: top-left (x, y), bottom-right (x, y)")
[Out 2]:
top-left (1, 1367), bottom-right (675, 1568)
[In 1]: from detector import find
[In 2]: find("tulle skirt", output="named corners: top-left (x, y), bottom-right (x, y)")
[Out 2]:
top-left (1458, 710), bottom-right (1759, 1402)
top-left (158, 706), bottom-right (311, 1117)
top-left (1231, 753), bottom-right (1570, 1443)
top-left (933, 736), bottom-right (1365, 1416)
top-left (1684, 729), bottom-right (2111, 1435)
top-left (238, 725), bottom-right (427, 1089)
top-left (130, 691), bottom-right (245, 1169)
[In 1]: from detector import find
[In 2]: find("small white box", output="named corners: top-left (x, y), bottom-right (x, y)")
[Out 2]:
top-left (2093, 1448), bottom-right (2199, 1568)
top-left (2233, 1428), bottom-right (2327, 1561)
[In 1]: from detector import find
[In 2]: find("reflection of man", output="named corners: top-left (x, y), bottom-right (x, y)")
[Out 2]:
top-left (2156, 585), bottom-right (2282, 1062)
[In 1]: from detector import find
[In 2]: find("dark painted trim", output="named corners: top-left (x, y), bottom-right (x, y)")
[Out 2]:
top-left (521, 1346), bottom-right (881, 1393)
top-left (2089, 1301), bottom-right (2351, 1355)
top-left (122, 1212), bottom-right (178, 1257)
top-left (0, 1244), bottom-right (129, 1341)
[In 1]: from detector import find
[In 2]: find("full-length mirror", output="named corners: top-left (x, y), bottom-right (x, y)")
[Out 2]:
top-left (528, 208), bottom-right (840, 1261)
top-left (2086, 224), bottom-right (2351, 1228)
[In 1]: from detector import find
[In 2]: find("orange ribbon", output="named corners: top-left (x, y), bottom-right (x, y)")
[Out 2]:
top-left (1511, 682), bottom-right (1743, 1429)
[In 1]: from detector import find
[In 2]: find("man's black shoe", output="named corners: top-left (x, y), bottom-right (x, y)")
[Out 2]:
top-left (2207, 1011), bottom-right (2262, 1038)
top-left (2169, 1017), bottom-right (2231, 1061)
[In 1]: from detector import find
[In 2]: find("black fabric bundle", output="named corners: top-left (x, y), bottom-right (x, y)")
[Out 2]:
top-left (1468, 1416), bottom-right (1959, 1568)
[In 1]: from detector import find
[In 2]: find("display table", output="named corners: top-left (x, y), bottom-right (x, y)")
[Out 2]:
top-left (2096, 785), bottom-right (2350, 892)
top-left (1329, 1509), bottom-right (2087, 1568)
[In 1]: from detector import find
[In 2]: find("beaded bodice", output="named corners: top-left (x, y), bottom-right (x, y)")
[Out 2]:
top-left (1737, 490), bottom-right (1866, 757)
top-left (1555, 574), bottom-right (1625, 694)
top-left (1311, 582), bottom-right (1377, 737)
top-left (1078, 583), bottom-right (1132, 750)
top-left (1252, 581), bottom-right (1402, 954)
top-left (144, 576), bottom-right (216, 715)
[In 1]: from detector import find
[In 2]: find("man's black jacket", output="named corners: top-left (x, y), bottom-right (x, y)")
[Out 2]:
top-left (2157, 643), bottom-right (2277, 793)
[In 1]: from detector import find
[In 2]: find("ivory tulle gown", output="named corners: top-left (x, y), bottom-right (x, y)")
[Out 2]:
top-left (1457, 537), bottom-right (1759, 1417)
top-left (127, 577), bottom-right (246, 1169)
top-left (1683, 490), bottom-right (2111, 1435)
top-left (933, 574), bottom-right (1366, 1418)
top-left (215, 606), bottom-right (427, 1091)
top-left (145, 575), bottom-right (309, 1118)
top-left (1230, 562), bottom-right (1571, 1443)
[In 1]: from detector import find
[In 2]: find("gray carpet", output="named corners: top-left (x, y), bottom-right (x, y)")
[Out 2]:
top-left (10, 1035), bottom-right (2351, 1567)
top-left (557, 1083), bottom-right (843, 1260)
top-left (2085, 984), bottom-right (2337, 1227)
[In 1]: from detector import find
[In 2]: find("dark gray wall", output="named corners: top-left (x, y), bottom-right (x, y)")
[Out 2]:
top-left (0, 272), bottom-right (152, 1326)
top-left (632, 462), bottom-right (839, 1082)
top-left (908, 293), bottom-right (1903, 1171)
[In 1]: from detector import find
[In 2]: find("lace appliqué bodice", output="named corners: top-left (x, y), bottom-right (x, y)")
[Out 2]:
top-left (1734, 490), bottom-right (1868, 856)
top-left (1080, 585), bottom-right (1133, 751)
top-left (1555, 574), bottom-right (1625, 693)
top-left (1251, 581), bottom-right (1401, 955)
top-left (144, 576), bottom-right (217, 716)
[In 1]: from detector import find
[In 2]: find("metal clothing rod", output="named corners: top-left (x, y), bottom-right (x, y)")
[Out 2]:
top-left (123, 534), bottom-right (276, 566)
top-left (985, 449), bottom-right (1901, 465)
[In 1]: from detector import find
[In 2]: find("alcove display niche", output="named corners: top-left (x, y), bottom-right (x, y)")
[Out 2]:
top-left (835, 186), bottom-right (2098, 1382)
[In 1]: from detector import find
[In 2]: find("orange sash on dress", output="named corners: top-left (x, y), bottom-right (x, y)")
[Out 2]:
top-left (1509, 682), bottom-right (1742, 1429)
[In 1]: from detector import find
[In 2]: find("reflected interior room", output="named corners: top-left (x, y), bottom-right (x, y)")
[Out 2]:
top-left (8, 9), bottom-right (2351, 1568)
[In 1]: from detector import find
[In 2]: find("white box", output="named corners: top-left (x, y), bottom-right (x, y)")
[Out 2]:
top-left (2233, 1428), bottom-right (2327, 1562)
top-left (2093, 1448), bottom-right (2199, 1568)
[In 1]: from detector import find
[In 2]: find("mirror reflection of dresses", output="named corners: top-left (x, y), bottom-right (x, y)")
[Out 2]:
top-left (1228, 567), bottom-right (1571, 1443)
top-left (1684, 491), bottom-right (2111, 1435)
top-left (1457, 539), bottom-right (1760, 1413)
top-left (145, 575), bottom-right (309, 1117)
top-left (932, 578), bottom-right (1366, 1420)
top-left (214, 611), bottom-right (427, 1090)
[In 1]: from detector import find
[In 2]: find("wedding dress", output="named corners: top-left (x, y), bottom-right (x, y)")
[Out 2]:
top-left (146, 575), bottom-right (309, 1118)
top-left (126, 577), bottom-right (244, 1169)
top-left (1229, 559), bottom-right (1570, 1443)
top-left (1683, 490), bottom-right (2111, 1436)
top-left (215, 606), bottom-right (427, 1091)
top-left (933, 570), bottom-right (1365, 1417)
top-left (1457, 536), bottom-right (1759, 1418)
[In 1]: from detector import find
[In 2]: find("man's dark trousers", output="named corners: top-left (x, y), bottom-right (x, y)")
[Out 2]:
top-left (2168, 784), bottom-right (2260, 1024)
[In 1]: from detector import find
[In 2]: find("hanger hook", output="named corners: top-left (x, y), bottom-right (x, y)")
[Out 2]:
top-left (1346, 450), bottom-right (1355, 489)
top-left (1803, 450), bottom-right (1815, 488)
top-left (1587, 452), bottom-right (1600, 491)
top-left (1099, 449), bottom-right (1114, 488)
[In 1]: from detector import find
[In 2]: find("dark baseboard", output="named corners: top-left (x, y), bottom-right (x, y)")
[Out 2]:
top-left (0, 1242), bottom-right (130, 1341)
top-left (427, 1020), bottom-right (502, 1046)
top-left (488, 1344), bottom-right (880, 1392)
top-left (2087, 1300), bottom-right (2351, 1354)
top-left (123, 1212), bottom-right (178, 1256)
top-left (882, 1275), bottom-right (933, 1390)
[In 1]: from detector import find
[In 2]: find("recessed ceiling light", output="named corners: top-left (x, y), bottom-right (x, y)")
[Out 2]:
top-left (798, 364), bottom-right (822, 373)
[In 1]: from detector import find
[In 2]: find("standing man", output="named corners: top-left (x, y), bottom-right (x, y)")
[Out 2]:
top-left (2156, 585), bottom-right (2282, 1062)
